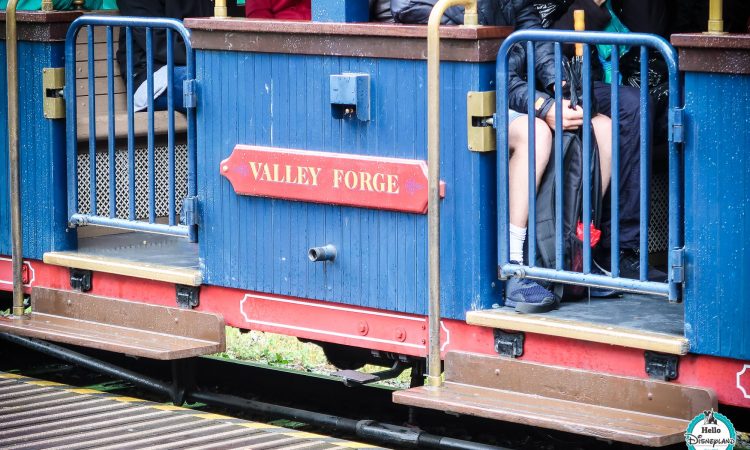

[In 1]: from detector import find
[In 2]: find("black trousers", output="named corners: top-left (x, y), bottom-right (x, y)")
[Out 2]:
top-left (594, 81), bottom-right (653, 250)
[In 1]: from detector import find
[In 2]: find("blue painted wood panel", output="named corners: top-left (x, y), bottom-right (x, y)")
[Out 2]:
top-left (684, 72), bottom-right (750, 360)
top-left (196, 50), bottom-right (500, 319)
top-left (0, 41), bottom-right (75, 260)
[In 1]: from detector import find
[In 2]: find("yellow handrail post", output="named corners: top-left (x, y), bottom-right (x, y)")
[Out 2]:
top-left (6, 0), bottom-right (25, 317)
top-left (707, 0), bottom-right (725, 34)
top-left (214, 0), bottom-right (228, 18)
top-left (425, 0), bottom-right (478, 388)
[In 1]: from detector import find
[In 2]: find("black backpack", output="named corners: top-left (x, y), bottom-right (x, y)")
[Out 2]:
top-left (533, 131), bottom-right (603, 299)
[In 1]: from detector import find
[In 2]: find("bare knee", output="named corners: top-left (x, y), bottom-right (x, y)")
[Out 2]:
top-left (508, 116), bottom-right (529, 152)
top-left (534, 118), bottom-right (553, 165)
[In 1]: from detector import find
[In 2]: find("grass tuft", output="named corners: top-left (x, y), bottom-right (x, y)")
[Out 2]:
top-left (215, 327), bottom-right (412, 388)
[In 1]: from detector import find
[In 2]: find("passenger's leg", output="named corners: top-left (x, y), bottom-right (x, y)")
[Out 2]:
top-left (505, 114), bottom-right (557, 313)
top-left (152, 66), bottom-right (187, 113)
top-left (591, 113), bottom-right (612, 195)
top-left (593, 82), bottom-right (665, 281)
top-left (508, 116), bottom-right (553, 231)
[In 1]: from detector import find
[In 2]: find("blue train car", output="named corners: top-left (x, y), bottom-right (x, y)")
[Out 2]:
top-left (0, 3), bottom-right (748, 447)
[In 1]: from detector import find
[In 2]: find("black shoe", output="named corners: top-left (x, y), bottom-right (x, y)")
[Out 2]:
top-left (594, 248), bottom-right (667, 282)
top-left (504, 262), bottom-right (560, 314)
top-left (588, 263), bottom-right (620, 298)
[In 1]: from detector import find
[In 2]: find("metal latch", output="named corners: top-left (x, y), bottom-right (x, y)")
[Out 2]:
top-left (183, 79), bottom-right (197, 109)
top-left (670, 247), bottom-right (685, 284)
top-left (467, 91), bottom-right (496, 152)
top-left (43, 68), bottom-right (65, 119)
top-left (645, 351), bottom-right (679, 381)
top-left (494, 329), bottom-right (524, 358)
top-left (669, 106), bottom-right (685, 144)
top-left (70, 268), bottom-right (92, 292)
top-left (176, 285), bottom-right (200, 309)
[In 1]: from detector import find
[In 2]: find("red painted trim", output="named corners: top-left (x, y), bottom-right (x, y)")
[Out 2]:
top-left (220, 145), bottom-right (441, 214)
top-left (3, 259), bottom-right (749, 410)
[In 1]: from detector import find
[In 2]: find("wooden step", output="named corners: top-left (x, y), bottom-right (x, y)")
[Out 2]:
top-left (44, 251), bottom-right (202, 286)
top-left (0, 287), bottom-right (225, 360)
top-left (466, 307), bottom-right (689, 355)
top-left (393, 352), bottom-right (716, 447)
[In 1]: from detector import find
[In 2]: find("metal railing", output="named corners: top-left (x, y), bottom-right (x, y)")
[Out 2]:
top-left (496, 30), bottom-right (682, 301)
top-left (64, 16), bottom-right (198, 241)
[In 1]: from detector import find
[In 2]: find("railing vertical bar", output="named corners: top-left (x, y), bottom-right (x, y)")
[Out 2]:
top-left (666, 45), bottom-right (681, 302)
top-left (166, 29), bottom-right (176, 226)
top-left (639, 46), bottom-right (650, 282)
top-left (106, 26), bottom-right (117, 219)
top-left (554, 43), bottom-right (564, 271)
top-left (146, 27), bottom-right (156, 224)
top-left (126, 26), bottom-right (136, 221)
top-left (526, 41), bottom-right (537, 266)
top-left (186, 35), bottom-right (198, 242)
top-left (87, 25), bottom-right (97, 216)
top-left (496, 49), bottom-right (511, 270)
top-left (610, 45), bottom-right (620, 277)
top-left (582, 44), bottom-right (592, 274)
top-left (65, 26), bottom-right (79, 224)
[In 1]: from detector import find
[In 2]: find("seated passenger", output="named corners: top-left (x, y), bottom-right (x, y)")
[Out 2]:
top-left (549, 0), bottom-right (666, 281)
top-left (245, 0), bottom-right (311, 19)
top-left (116, 0), bottom-right (213, 113)
top-left (391, 0), bottom-right (615, 312)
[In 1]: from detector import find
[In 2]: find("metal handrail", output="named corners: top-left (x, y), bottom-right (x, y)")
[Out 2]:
top-left (495, 30), bottom-right (682, 302)
top-left (6, 0), bottom-right (25, 317)
top-left (425, 0), bottom-right (478, 388)
top-left (708, 0), bottom-right (724, 34)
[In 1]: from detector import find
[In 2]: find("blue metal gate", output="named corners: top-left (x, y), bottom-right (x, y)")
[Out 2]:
top-left (64, 16), bottom-right (198, 241)
top-left (495, 30), bottom-right (682, 301)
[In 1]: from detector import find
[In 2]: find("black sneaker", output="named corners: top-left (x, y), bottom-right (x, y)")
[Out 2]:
top-left (588, 263), bottom-right (620, 298)
top-left (594, 248), bottom-right (667, 282)
top-left (504, 267), bottom-right (559, 314)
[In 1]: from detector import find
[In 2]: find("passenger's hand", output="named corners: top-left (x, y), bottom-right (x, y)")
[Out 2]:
top-left (544, 99), bottom-right (584, 131)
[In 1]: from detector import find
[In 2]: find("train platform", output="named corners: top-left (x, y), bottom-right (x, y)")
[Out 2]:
top-left (0, 371), bottom-right (383, 450)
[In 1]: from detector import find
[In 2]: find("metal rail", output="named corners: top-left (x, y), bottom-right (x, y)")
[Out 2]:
top-left (708, 0), bottom-right (724, 34)
top-left (496, 30), bottom-right (682, 301)
top-left (425, 0), bottom-right (479, 388)
top-left (214, 0), bottom-right (228, 18)
top-left (64, 16), bottom-right (198, 241)
top-left (6, 0), bottom-right (24, 317)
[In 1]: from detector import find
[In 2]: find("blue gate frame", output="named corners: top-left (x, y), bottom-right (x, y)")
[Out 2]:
top-left (495, 30), bottom-right (683, 301)
top-left (63, 16), bottom-right (198, 241)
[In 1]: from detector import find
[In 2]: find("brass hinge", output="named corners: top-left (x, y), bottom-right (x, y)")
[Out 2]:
top-left (43, 67), bottom-right (65, 120)
top-left (467, 91), bottom-right (496, 152)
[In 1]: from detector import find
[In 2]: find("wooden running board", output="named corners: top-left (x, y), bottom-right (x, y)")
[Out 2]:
top-left (44, 252), bottom-right (202, 286)
top-left (466, 308), bottom-right (689, 355)
top-left (393, 352), bottom-right (716, 447)
top-left (0, 288), bottom-right (225, 359)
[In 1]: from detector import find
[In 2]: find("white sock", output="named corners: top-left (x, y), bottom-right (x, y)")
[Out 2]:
top-left (509, 224), bottom-right (527, 264)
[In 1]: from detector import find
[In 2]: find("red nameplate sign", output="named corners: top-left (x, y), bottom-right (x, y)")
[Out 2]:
top-left (220, 145), bottom-right (443, 214)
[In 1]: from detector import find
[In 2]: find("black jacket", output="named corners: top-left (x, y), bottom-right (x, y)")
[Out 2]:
top-left (391, 0), bottom-right (557, 117)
